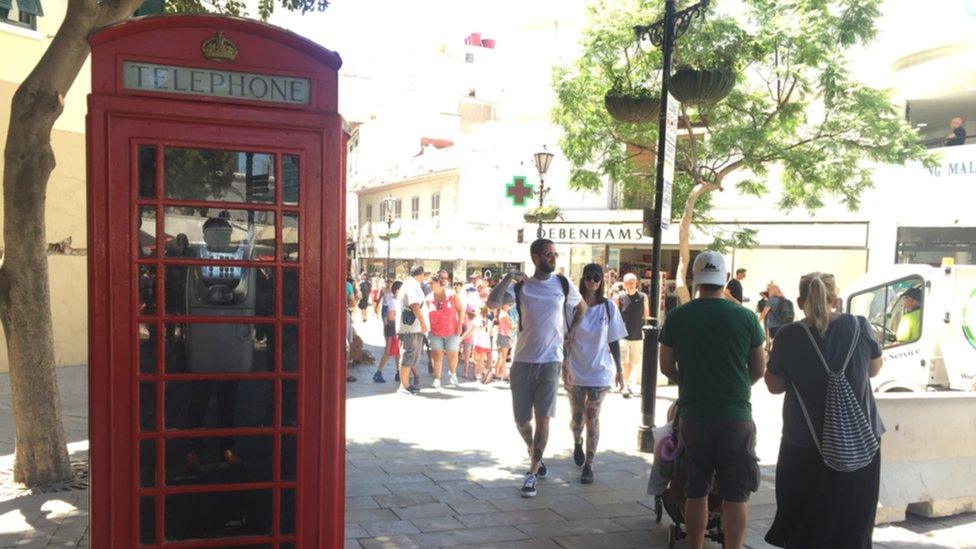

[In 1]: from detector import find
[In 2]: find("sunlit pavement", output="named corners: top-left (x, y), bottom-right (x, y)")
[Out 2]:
top-left (345, 314), bottom-right (976, 548)
top-left (0, 317), bottom-right (973, 547)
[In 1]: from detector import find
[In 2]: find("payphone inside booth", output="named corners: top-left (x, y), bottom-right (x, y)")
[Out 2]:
top-left (87, 15), bottom-right (346, 548)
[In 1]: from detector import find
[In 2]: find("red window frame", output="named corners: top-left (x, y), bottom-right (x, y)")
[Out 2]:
top-left (97, 117), bottom-right (331, 548)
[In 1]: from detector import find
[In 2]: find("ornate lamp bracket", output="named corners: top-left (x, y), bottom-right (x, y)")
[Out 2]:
top-left (634, 0), bottom-right (710, 47)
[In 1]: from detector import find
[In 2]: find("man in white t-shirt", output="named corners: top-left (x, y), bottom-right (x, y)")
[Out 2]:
top-left (396, 265), bottom-right (429, 395)
top-left (487, 239), bottom-right (584, 498)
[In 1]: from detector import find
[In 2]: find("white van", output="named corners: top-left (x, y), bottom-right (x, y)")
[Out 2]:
top-left (844, 261), bottom-right (976, 393)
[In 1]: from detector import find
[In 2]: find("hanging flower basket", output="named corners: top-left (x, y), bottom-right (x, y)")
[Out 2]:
top-left (604, 93), bottom-right (661, 124)
top-left (669, 67), bottom-right (735, 105)
top-left (523, 205), bottom-right (561, 223)
top-left (377, 229), bottom-right (400, 241)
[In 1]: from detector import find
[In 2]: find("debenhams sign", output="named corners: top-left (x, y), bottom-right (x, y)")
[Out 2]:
top-left (123, 61), bottom-right (310, 105)
top-left (534, 223), bottom-right (650, 244)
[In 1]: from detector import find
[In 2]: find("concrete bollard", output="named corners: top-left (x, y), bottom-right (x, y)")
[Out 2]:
top-left (875, 392), bottom-right (976, 524)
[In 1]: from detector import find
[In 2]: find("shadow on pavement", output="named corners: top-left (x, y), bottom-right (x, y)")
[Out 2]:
top-left (344, 437), bottom-right (703, 548)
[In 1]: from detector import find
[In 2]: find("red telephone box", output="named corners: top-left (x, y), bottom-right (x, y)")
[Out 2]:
top-left (86, 15), bottom-right (346, 548)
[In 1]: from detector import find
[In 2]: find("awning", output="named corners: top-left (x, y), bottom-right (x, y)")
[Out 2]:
top-left (15, 0), bottom-right (43, 16)
top-left (0, 0), bottom-right (13, 11)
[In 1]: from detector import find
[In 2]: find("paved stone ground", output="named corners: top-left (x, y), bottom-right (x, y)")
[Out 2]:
top-left (0, 315), bottom-right (974, 547)
top-left (342, 318), bottom-right (976, 549)
top-left (0, 366), bottom-right (89, 548)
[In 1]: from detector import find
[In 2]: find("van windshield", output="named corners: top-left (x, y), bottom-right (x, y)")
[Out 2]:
top-left (848, 276), bottom-right (924, 348)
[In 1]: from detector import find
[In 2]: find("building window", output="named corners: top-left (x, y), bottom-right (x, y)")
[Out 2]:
top-left (1, 0), bottom-right (44, 31)
top-left (411, 196), bottom-right (420, 220)
top-left (394, 198), bottom-right (402, 219)
top-left (431, 193), bottom-right (440, 218)
top-left (365, 204), bottom-right (372, 223)
top-left (896, 226), bottom-right (976, 266)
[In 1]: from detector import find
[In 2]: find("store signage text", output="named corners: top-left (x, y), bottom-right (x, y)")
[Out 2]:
top-left (122, 61), bottom-right (310, 105)
top-left (927, 160), bottom-right (976, 178)
top-left (660, 93), bottom-right (679, 231)
top-left (536, 225), bottom-right (649, 243)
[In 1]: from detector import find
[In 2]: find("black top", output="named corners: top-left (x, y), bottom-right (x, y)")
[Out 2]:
top-left (946, 126), bottom-right (967, 146)
top-left (726, 278), bottom-right (743, 303)
top-left (618, 291), bottom-right (645, 340)
top-left (767, 315), bottom-right (885, 448)
top-left (359, 280), bottom-right (371, 296)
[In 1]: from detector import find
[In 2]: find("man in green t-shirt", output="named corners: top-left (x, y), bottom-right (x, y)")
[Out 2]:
top-left (896, 287), bottom-right (922, 343)
top-left (659, 251), bottom-right (766, 549)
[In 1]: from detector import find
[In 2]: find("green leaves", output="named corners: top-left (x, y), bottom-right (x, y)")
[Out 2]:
top-left (164, 0), bottom-right (327, 20)
top-left (710, 227), bottom-right (759, 255)
top-left (551, 0), bottom-right (929, 242)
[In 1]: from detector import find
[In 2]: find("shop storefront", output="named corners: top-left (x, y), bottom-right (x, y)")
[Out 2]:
top-left (534, 217), bottom-right (872, 306)
top-left (534, 221), bottom-right (681, 283)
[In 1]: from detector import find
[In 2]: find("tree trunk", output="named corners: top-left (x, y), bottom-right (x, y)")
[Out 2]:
top-left (0, 0), bottom-right (142, 486)
top-left (2, 70), bottom-right (74, 487)
top-left (674, 181), bottom-right (720, 305)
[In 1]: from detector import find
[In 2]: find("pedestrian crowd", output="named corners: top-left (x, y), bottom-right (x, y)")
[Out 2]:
top-left (346, 240), bottom-right (886, 549)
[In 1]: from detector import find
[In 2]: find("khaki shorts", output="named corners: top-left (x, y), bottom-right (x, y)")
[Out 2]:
top-left (620, 339), bottom-right (643, 365)
top-left (398, 333), bottom-right (425, 368)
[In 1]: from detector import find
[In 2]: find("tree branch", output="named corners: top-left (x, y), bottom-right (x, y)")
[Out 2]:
top-left (97, 0), bottom-right (146, 26)
top-left (680, 104), bottom-right (703, 185)
top-left (716, 158), bottom-right (745, 180)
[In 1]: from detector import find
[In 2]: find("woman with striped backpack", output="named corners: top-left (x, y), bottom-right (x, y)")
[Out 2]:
top-left (763, 272), bottom-right (885, 548)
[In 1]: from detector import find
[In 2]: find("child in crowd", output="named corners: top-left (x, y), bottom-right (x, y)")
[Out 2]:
top-left (459, 307), bottom-right (477, 379)
top-left (493, 303), bottom-right (514, 382)
top-left (473, 306), bottom-right (493, 382)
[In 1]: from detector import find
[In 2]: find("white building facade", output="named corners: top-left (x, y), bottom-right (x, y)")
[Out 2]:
top-left (346, 0), bottom-right (976, 301)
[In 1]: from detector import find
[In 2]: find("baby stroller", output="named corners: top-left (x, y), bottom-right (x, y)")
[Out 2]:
top-left (649, 409), bottom-right (726, 547)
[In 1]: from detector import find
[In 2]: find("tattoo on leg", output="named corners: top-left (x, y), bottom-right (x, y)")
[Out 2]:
top-left (532, 416), bottom-right (550, 464)
top-left (516, 421), bottom-right (534, 454)
top-left (584, 391), bottom-right (607, 465)
top-left (569, 388), bottom-right (585, 443)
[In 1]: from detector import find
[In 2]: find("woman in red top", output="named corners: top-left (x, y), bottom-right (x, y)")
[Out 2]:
top-left (425, 275), bottom-right (464, 388)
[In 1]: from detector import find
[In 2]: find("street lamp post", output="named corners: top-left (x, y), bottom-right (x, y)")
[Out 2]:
top-left (533, 147), bottom-right (554, 235)
top-left (633, 0), bottom-right (710, 453)
top-left (382, 194), bottom-right (397, 280)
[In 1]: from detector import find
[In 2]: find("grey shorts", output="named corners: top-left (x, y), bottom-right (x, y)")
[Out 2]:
top-left (496, 335), bottom-right (513, 349)
top-left (679, 418), bottom-right (760, 502)
top-left (399, 333), bottom-right (425, 368)
top-left (510, 361), bottom-right (561, 424)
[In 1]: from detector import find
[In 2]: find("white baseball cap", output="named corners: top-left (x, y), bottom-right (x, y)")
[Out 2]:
top-left (692, 251), bottom-right (728, 286)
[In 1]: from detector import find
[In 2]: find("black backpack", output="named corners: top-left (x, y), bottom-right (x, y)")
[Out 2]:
top-left (774, 298), bottom-right (796, 324)
top-left (514, 274), bottom-right (570, 331)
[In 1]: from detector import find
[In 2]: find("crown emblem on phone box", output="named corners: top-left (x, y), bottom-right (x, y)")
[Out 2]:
top-left (202, 31), bottom-right (238, 62)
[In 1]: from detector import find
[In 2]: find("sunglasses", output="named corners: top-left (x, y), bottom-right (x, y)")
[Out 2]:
top-left (584, 274), bottom-right (602, 282)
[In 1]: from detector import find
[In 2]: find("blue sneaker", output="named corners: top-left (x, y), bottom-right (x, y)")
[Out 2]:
top-left (373, 371), bottom-right (385, 383)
